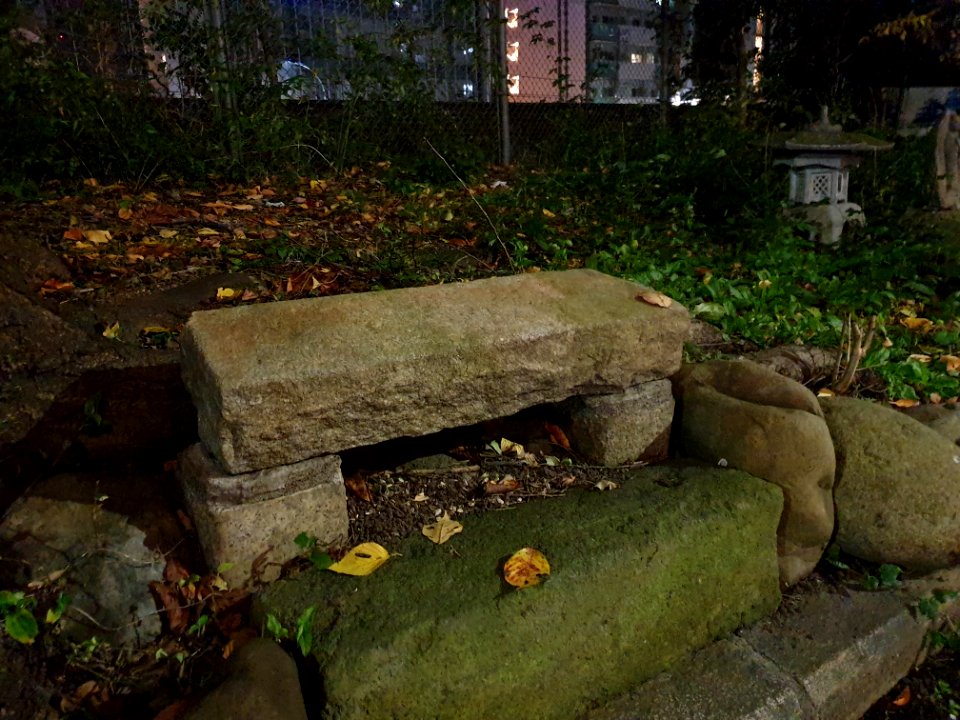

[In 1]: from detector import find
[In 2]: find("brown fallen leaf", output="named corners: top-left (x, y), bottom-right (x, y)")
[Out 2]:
top-left (345, 475), bottom-right (374, 503)
top-left (891, 686), bottom-right (911, 707)
top-left (422, 512), bottom-right (464, 544)
top-left (484, 475), bottom-right (520, 495)
top-left (149, 581), bottom-right (189, 635)
top-left (544, 422), bottom-right (571, 450)
top-left (636, 289), bottom-right (673, 308)
top-left (63, 227), bottom-right (84, 242)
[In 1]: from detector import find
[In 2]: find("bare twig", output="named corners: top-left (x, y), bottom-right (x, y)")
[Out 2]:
top-left (834, 315), bottom-right (879, 394)
top-left (423, 136), bottom-right (516, 270)
top-left (282, 142), bottom-right (336, 171)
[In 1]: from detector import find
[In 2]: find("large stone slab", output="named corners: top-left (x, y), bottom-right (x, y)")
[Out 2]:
top-left (178, 444), bottom-right (347, 585)
top-left (255, 465), bottom-right (782, 720)
top-left (181, 270), bottom-right (689, 473)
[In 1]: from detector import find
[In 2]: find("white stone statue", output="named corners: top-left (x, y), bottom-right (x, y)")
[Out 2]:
top-left (936, 110), bottom-right (960, 211)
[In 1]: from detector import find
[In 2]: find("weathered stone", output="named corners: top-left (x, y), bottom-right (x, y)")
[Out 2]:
top-left (180, 270), bottom-right (689, 473)
top-left (178, 444), bottom-right (347, 585)
top-left (900, 403), bottom-right (960, 445)
top-left (820, 396), bottom-right (960, 569)
top-left (675, 360), bottom-right (835, 586)
top-left (0, 474), bottom-right (164, 646)
top-left (184, 639), bottom-right (307, 720)
top-left (740, 589), bottom-right (929, 720)
top-left (587, 636), bottom-right (811, 720)
top-left (255, 465), bottom-right (782, 720)
top-left (566, 380), bottom-right (674, 466)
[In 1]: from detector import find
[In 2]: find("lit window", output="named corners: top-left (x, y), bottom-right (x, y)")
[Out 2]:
top-left (630, 53), bottom-right (641, 63)
top-left (463, 46), bottom-right (475, 56)
top-left (508, 74), bottom-right (520, 95)
top-left (462, 82), bottom-right (475, 97)
top-left (506, 42), bottom-right (519, 62)
top-left (505, 7), bottom-right (519, 28)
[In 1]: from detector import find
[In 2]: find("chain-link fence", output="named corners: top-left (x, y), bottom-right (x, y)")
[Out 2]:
top-left (10, 0), bottom-right (691, 170)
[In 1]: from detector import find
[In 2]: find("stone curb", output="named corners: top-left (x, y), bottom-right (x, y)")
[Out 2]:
top-left (586, 569), bottom-right (960, 720)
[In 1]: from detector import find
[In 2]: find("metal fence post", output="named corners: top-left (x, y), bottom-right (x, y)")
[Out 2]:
top-left (496, 0), bottom-right (512, 166)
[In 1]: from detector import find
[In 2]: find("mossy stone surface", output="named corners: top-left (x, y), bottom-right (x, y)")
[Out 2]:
top-left (255, 465), bottom-right (782, 720)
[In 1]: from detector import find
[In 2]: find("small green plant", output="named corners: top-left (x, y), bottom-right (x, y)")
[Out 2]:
top-left (264, 605), bottom-right (318, 656)
top-left (862, 563), bottom-right (903, 591)
top-left (931, 679), bottom-right (960, 718)
top-left (294, 532), bottom-right (333, 571)
top-left (0, 590), bottom-right (39, 644)
top-left (0, 589), bottom-right (71, 645)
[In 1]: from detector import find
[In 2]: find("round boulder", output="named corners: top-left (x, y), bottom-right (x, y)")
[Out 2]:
top-left (820, 396), bottom-right (960, 570)
top-left (676, 360), bottom-right (836, 586)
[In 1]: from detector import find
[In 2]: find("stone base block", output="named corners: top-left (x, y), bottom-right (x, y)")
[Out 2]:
top-left (178, 444), bottom-right (347, 586)
top-left (566, 380), bottom-right (675, 466)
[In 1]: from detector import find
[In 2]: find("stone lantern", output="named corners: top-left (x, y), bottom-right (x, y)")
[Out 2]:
top-left (775, 107), bottom-right (892, 244)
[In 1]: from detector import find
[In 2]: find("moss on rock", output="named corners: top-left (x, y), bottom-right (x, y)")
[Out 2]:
top-left (255, 465), bottom-right (782, 720)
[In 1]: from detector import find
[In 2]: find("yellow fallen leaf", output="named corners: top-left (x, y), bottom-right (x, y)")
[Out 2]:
top-left (594, 479), bottom-right (619, 491)
top-left (118, 207), bottom-right (133, 220)
top-left (232, 204), bottom-right (255, 211)
top-left (102, 321), bottom-right (121, 340)
top-left (83, 178), bottom-right (98, 187)
top-left (908, 354), bottom-right (932, 363)
top-left (542, 208), bottom-right (555, 218)
top-left (903, 317), bottom-right (933, 332)
top-left (422, 512), bottom-right (463, 545)
top-left (890, 398), bottom-right (919, 408)
top-left (309, 179), bottom-right (326, 191)
top-left (159, 229), bottom-right (179, 239)
top-left (141, 326), bottom-right (172, 334)
top-left (499, 438), bottom-right (524, 456)
top-left (216, 287), bottom-right (236, 300)
top-left (940, 355), bottom-right (960, 373)
top-left (816, 387), bottom-right (835, 397)
top-left (503, 547), bottom-right (550, 589)
top-left (636, 289), bottom-right (673, 308)
top-left (413, 492), bottom-right (429, 502)
top-left (82, 229), bottom-right (112, 245)
top-left (197, 227), bottom-right (220, 236)
top-left (327, 543), bottom-right (389, 576)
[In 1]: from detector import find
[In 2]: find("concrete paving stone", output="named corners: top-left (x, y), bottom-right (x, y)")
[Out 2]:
top-left (181, 269), bottom-right (689, 473)
top-left (584, 635), bottom-right (813, 720)
top-left (739, 589), bottom-right (929, 720)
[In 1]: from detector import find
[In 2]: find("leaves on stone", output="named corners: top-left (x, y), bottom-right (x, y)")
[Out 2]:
top-left (327, 542), bottom-right (390, 576)
top-left (636, 289), bottom-right (673, 308)
top-left (503, 547), bottom-right (551, 589)
top-left (421, 512), bottom-right (463, 545)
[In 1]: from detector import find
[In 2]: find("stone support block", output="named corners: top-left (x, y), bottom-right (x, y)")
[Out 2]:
top-left (178, 444), bottom-right (347, 586)
top-left (566, 380), bottom-right (674, 466)
top-left (180, 269), bottom-right (689, 473)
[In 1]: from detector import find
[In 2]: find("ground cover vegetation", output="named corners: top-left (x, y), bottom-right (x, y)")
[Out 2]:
top-left (2, 0), bottom-right (960, 716)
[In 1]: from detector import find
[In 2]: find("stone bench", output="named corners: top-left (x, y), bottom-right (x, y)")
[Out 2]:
top-left (178, 269), bottom-right (690, 583)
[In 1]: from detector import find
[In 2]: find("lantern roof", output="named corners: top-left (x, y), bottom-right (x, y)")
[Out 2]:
top-left (779, 107), bottom-right (893, 153)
